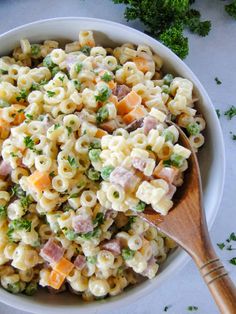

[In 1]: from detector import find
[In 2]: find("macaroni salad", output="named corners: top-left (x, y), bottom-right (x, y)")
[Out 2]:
top-left (0, 31), bottom-right (205, 300)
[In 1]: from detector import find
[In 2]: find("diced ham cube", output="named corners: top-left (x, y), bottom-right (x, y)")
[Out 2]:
top-left (100, 239), bottom-right (121, 256)
top-left (74, 254), bottom-right (86, 270)
top-left (105, 209), bottom-right (117, 219)
top-left (132, 157), bottom-right (146, 172)
top-left (43, 114), bottom-right (55, 128)
top-left (0, 161), bottom-right (12, 176)
top-left (72, 216), bottom-right (94, 234)
top-left (100, 120), bottom-right (120, 133)
top-left (40, 239), bottom-right (65, 263)
top-left (125, 117), bottom-right (144, 133)
top-left (65, 54), bottom-right (78, 71)
top-left (166, 184), bottom-right (177, 199)
top-left (110, 166), bottom-right (140, 193)
top-left (143, 116), bottom-right (158, 135)
top-left (156, 167), bottom-right (179, 184)
top-left (141, 256), bottom-right (157, 278)
top-left (113, 84), bottom-right (130, 101)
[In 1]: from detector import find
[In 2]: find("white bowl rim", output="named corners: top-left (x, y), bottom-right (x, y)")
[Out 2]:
top-left (0, 16), bottom-right (225, 314)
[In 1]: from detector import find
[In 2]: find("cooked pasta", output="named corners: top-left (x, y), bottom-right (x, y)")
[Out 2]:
top-left (0, 30), bottom-right (204, 300)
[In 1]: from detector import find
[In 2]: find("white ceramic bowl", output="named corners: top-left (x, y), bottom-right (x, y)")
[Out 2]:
top-left (0, 17), bottom-right (225, 314)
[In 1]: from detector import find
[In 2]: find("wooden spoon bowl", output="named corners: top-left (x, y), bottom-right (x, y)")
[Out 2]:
top-left (139, 122), bottom-right (236, 314)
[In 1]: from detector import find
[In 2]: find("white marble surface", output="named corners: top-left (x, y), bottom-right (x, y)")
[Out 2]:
top-left (0, 0), bottom-right (235, 313)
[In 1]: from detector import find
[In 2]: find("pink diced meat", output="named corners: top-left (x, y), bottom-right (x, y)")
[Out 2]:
top-left (40, 239), bottom-right (64, 263)
top-left (166, 184), bottom-right (177, 199)
top-left (105, 209), bottom-right (117, 219)
top-left (74, 255), bottom-right (86, 270)
top-left (0, 161), bottom-right (12, 176)
top-left (65, 54), bottom-right (78, 71)
top-left (143, 116), bottom-right (158, 135)
top-left (100, 120), bottom-right (119, 133)
top-left (132, 157), bottom-right (146, 172)
top-left (141, 256), bottom-right (157, 277)
top-left (100, 239), bottom-right (121, 256)
top-left (113, 84), bottom-right (130, 101)
top-left (72, 216), bottom-right (94, 234)
top-left (110, 166), bottom-right (140, 192)
top-left (157, 167), bottom-right (179, 184)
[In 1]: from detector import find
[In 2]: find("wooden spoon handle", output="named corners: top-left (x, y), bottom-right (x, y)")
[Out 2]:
top-left (194, 250), bottom-right (236, 313)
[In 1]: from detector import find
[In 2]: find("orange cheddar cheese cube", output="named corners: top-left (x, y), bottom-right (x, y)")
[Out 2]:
top-left (95, 128), bottom-right (108, 138)
top-left (48, 270), bottom-right (65, 290)
top-left (54, 258), bottom-right (74, 276)
top-left (123, 105), bottom-right (147, 125)
top-left (11, 105), bottom-right (26, 125)
top-left (133, 57), bottom-right (150, 73)
top-left (0, 119), bottom-right (10, 139)
top-left (28, 170), bottom-right (51, 192)
top-left (116, 91), bottom-right (141, 115)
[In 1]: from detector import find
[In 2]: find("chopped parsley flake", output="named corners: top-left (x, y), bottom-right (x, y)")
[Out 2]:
top-left (66, 126), bottom-right (73, 136)
top-left (101, 72), bottom-right (112, 82)
top-left (93, 212), bottom-right (104, 227)
top-left (24, 136), bottom-right (35, 150)
top-left (11, 184), bottom-right (26, 198)
top-left (16, 89), bottom-right (28, 101)
top-left (214, 77), bottom-right (222, 85)
top-left (47, 90), bottom-right (56, 98)
top-left (227, 232), bottom-right (236, 242)
top-left (20, 195), bottom-right (33, 209)
top-left (26, 114), bottom-right (33, 120)
top-left (79, 45), bottom-right (91, 56)
top-left (69, 193), bottom-right (80, 199)
top-left (216, 109), bottom-right (221, 118)
top-left (225, 106), bottom-right (236, 120)
top-left (75, 63), bottom-right (83, 73)
top-left (68, 156), bottom-right (77, 168)
top-left (229, 257), bottom-right (236, 266)
top-left (217, 242), bottom-right (225, 250)
top-left (9, 218), bottom-right (32, 232)
top-left (187, 306), bottom-right (198, 311)
top-left (58, 76), bottom-right (65, 82)
top-left (54, 123), bottom-right (61, 130)
top-left (95, 87), bottom-right (111, 103)
top-left (0, 205), bottom-right (7, 218)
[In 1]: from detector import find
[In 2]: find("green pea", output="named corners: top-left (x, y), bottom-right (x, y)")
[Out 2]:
top-left (186, 122), bottom-right (200, 136)
top-left (0, 99), bottom-right (10, 108)
top-left (170, 153), bottom-right (184, 168)
top-left (86, 168), bottom-right (100, 181)
top-left (25, 282), bottom-right (38, 296)
top-left (135, 201), bottom-right (146, 212)
top-left (43, 55), bottom-right (56, 69)
top-left (101, 165), bottom-right (114, 180)
top-left (88, 149), bottom-right (101, 162)
top-left (122, 248), bottom-right (135, 260)
top-left (6, 282), bottom-right (21, 294)
top-left (163, 130), bottom-right (175, 142)
top-left (163, 73), bottom-right (173, 85)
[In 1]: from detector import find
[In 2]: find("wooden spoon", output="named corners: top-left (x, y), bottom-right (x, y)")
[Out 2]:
top-left (139, 122), bottom-right (236, 314)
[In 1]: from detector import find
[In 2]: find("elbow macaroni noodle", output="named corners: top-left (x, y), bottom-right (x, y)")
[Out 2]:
top-left (0, 30), bottom-right (204, 300)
